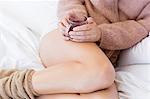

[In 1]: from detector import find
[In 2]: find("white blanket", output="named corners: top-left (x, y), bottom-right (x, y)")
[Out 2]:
top-left (0, 11), bottom-right (44, 70)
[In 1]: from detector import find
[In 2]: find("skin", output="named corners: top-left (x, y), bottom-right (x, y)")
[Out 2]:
top-left (59, 13), bottom-right (101, 43)
top-left (37, 83), bottom-right (118, 99)
top-left (31, 29), bottom-right (118, 98)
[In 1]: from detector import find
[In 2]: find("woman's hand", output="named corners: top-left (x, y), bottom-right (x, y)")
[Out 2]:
top-left (59, 10), bottom-right (87, 39)
top-left (68, 17), bottom-right (101, 43)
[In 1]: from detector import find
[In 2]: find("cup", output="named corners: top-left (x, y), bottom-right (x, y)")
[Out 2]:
top-left (67, 16), bottom-right (87, 33)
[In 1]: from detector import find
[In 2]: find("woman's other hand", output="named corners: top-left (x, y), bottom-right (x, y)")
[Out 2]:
top-left (59, 10), bottom-right (86, 40)
top-left (69, 17), bottom-right (101, 43)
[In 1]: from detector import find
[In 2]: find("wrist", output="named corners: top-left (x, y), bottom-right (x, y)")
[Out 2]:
top-left (99, 29), bottom-right (102, 42)
top-left (99, 31), bottom-right (102, 44)
top-left (95, 27), bottom-right (102, 45)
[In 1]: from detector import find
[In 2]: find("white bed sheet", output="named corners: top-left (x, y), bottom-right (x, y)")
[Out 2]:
top-left (0, 1), bottom-right (59, 70)
top-left (116, 64), bottom-right (150, 99)
top-left (0, 11), bottom-right (44, 70)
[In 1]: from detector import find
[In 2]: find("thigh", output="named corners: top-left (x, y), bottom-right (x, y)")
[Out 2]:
top-left (39, 29), bottom-right (112, 67)
top-left (36, 83), bottom-right (118, 99)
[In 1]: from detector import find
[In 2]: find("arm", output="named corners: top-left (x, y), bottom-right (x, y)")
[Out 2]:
top-left (98, 3), bottom-right (150, 50)
top-left (57, 0), bottom-right (88, 20)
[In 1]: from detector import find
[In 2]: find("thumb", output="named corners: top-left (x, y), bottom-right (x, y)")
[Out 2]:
top-left (87, 17), bottom-right (95, 24)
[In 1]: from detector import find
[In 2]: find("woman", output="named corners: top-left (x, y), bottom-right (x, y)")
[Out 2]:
top-left (35, 0), bottom-right (150, 97)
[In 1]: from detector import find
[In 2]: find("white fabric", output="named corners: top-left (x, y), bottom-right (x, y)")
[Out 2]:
top-left (116, 64), bottom-right (150, 99)
top-left (118, 33), bottom-right (150, 66)
top-left (0, 11), bottom-right (44, 70)
top-left (116, 33), bottom-right (150, 99)
top-left (0, 1), bottom-right (59, 35)
top-left (0, 1), bottom-right (59, 70)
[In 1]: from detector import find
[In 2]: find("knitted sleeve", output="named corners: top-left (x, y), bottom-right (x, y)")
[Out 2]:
top-left (97, 2), bottom-right (150, 50)
top-left (57, 0), bottom-right (88, 20)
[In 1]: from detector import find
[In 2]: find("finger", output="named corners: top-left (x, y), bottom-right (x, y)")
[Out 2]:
top-left (73, 24), bottom-right (92, 32)
top-left (70, 38), bottom-right (91, 43)
top-left (70, 39), bottom-right (85, 42)
top-left (59, 22), bottom-right (69, 36)
top-left (61, 17), bottom-right (70, 27)
top-left (62, 36), bottom-right (70, 41)
top-left (87, 17), bottom-right (95, 24)
top-left (59, 21), bottom-right (72, 36)
top-left (65, 24), bottom-right (72, 36)
top-left (59, 22), bottom-right (66, 31)
top-left (70, 35), bottom-right (91, 40)
top-left (59, 21), bottom-right (66, 28)
top-left (69, 31), bottom-right (90, 36)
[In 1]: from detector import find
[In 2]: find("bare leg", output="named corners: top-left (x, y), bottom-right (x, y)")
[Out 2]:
top-left (37, 83), bottom-right (118, 99)
top-left (32, 29), bottom-right (116, 96)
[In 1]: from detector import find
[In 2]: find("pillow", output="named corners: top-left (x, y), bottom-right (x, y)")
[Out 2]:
top-left (117, 32), bottom-right (150, 66)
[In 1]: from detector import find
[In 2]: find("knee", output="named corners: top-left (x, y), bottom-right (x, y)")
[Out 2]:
top-left (86, 83), bottom-right (118, 99)
top-left (77, 62), bottom-right (116, 93)
top-left (97, 63), bottom-right (116, 89)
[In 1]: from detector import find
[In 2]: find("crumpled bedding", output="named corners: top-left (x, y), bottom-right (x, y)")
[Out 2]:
top-left (0, 11), bottom-right (44, 70)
